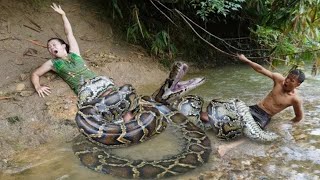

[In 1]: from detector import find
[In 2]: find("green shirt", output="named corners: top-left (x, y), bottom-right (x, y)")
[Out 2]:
top-left (51, 53), bottom-right (97, 94)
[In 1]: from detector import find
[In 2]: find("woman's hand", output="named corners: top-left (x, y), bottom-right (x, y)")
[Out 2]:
top-left (51, 3), bottom-right (65, 16)
top-left (36, 86), bottom-right (51, 98)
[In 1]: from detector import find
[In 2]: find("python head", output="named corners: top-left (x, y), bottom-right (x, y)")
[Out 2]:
top-left (152, 61), bottom-right (205, 104)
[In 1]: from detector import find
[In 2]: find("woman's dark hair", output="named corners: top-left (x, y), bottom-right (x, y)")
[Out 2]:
top-left (47, 38), bottom-right (70, 53)
top-left (289, 69), bottom-right (305, 83)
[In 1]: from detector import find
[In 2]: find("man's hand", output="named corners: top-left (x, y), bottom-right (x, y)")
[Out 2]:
top-left (36, 86), bottom-right (51, 98)
top-left (51, 3), bottom-right (65, 16)
top-left (290, 115), bottom-right (303, 124)
top-left (237, 53), bottom-right (250, 63)
top-left (291, 117), bottom-right (302, 123)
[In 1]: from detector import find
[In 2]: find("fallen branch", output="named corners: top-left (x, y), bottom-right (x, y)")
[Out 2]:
top-left (23, 48), bottom-right (37, 56)
top-left (23, 53), bottom-right (50, 60)
top-left (26, 39), bottom-right (47, 48)
top-left (26, 16), bottom-right (42, 30)
top-left (23, 24), bottom-right (41, 33)
top-left (0, 96), bottom-right (13, 100)
top-left (0, 36), bottom-right (17, 41)
top-left (0, 37), bottom-right (10, 41)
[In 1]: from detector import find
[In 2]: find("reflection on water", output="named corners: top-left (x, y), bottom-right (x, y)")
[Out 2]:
top-left (109, 126), bottom-right (184, 161)
top-left (1, 65), bottom-right (320, 179)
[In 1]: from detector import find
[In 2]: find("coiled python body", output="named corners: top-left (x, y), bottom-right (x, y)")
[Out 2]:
top-left (75, 84), bottom-right (170, 148)
top-left (73, 61), bottom-right (279, 179)
top-left (73, 97), bottom-right (211, 179)
top-left (73, 62), bottom-right (211, 179)
top-left (153, 62), bottom-right (280, 142)
top-left (161, 93), bottom-right (280, 142)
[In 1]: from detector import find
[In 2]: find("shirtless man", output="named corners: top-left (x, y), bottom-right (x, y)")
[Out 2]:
top-left (201, 54), bottom-right (305, 126)
top-left (237, 54), bottom-right (305, 128)
top-left (201, 54), bottom-right (305, 156)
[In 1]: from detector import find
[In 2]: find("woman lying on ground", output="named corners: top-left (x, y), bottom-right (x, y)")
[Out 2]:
top-left (31, 3), bottom-right (133, 122)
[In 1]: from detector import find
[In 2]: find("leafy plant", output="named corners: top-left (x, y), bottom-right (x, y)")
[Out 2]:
top-left (190, 0), bottom-right (245, 21)
top-left (159, 57), bottom-right (172, 68)
top-left (126, 23), bottom-right (140, 43)
top-left (111, 0), bottom-right (123, 19)
top-left (126, 5), bottom-right (150, 44)
top-left (252, 26), bottom-right (281, 49)
top-left (151, 31), bottom-right (177, 59)
top-left (7, 116), bottom-right (22, 124)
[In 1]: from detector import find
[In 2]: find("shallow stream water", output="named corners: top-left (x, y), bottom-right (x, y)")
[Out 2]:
top-left (1, 65), bottom-right (320, 180)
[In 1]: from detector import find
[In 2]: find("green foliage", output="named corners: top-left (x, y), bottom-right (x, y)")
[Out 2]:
top-left (7, 116), bottom-right (22, 124)
top-left (111, 0), bottom-right (123, 19)
top-left (190, 0), bottom-right (245, 20)
top-left (252, 26), bottom-right (296, 63)
top-left (252, 26), bottom-right (281, 49)
top-left (244, 0), bottom-right (320, 75)
top-left (122, 3), bottom-right (177, 63)
top-left (253, 25), bottom-right (317, 67)
top-left (159, 57), bottom-right (173, 68)
top-left (127, 23), bottom-right (150, 43)
top-left (126, 5), bottom-right (150, 44)
top-left (89, 0), bottom-right (320, 72)
top-left (151, 31), bottom-right (177, 59)
top-left (126, 24), bottom-right (139, 43)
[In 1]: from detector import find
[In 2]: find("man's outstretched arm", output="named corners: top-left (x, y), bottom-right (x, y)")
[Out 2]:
top-left (237, 54), bottom-right (274, 79)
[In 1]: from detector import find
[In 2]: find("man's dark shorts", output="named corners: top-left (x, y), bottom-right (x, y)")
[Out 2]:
top-left (249, 105), bottom-right (271, 129)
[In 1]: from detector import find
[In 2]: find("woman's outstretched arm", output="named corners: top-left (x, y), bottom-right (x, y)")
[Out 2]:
top-left (51, 3), bottom-right (80, 55)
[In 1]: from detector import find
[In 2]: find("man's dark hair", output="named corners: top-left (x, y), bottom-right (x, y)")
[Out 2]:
top-left (289, 69), bottom-right (305, 83)
top-left (47, 38), bottom-right (70, 53)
